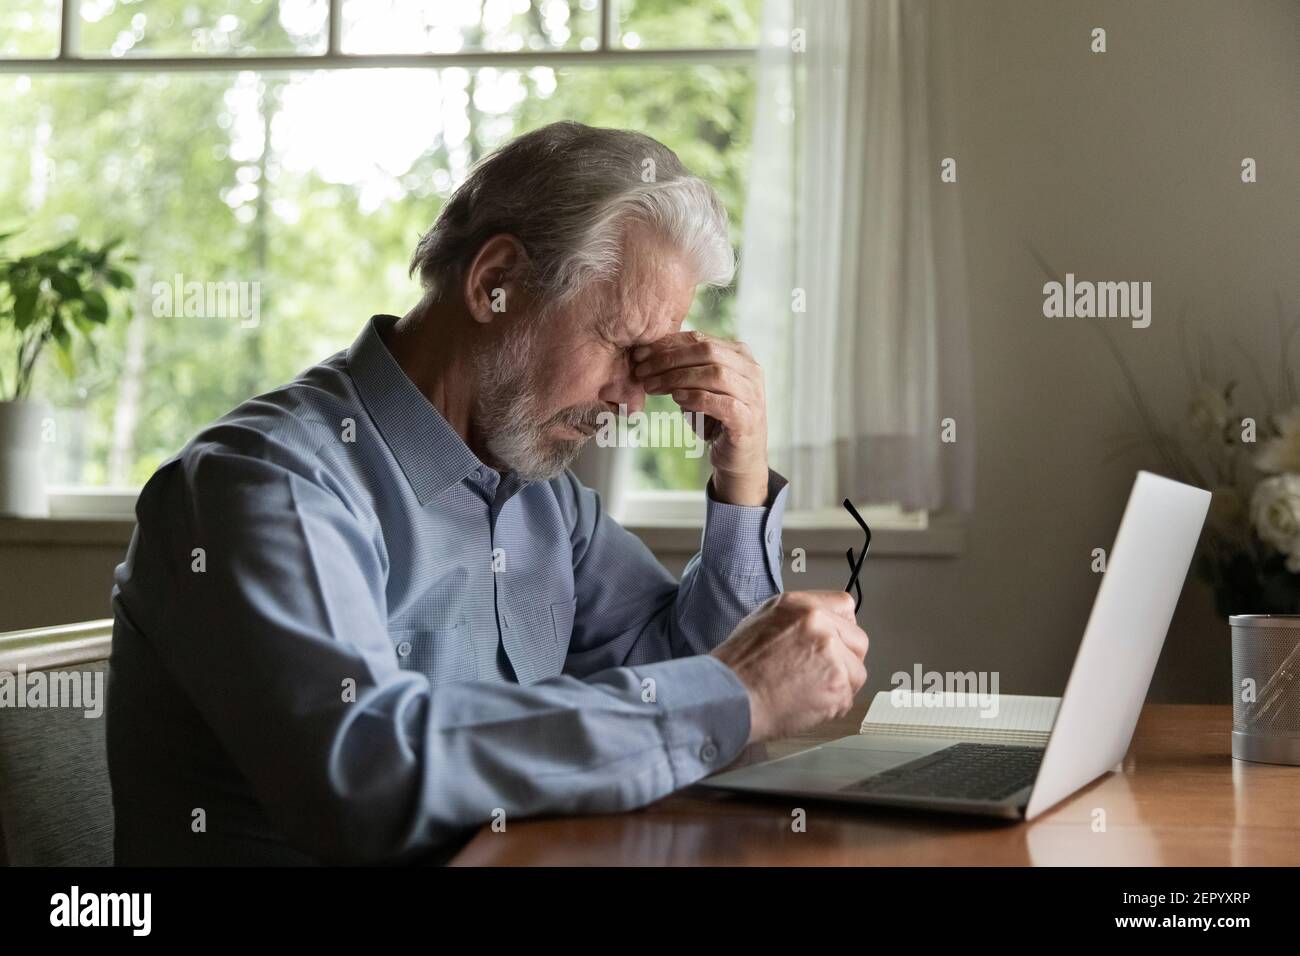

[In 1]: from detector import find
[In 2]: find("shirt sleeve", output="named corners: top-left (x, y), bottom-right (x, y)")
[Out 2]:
top-left (560, 469), bottom-right (790, 676)
top-left (122, 441), bottom-right (752, 864)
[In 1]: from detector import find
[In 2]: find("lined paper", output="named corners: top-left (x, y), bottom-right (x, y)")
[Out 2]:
top-left (860, 691), bottom-right (1060, 746)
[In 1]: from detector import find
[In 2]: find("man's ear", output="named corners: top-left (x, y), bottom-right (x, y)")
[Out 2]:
top-left (462, 234), bottom-right (528, 325)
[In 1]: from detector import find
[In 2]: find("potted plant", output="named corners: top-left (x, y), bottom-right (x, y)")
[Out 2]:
top-left (0, 232), bottom-right (134, 517)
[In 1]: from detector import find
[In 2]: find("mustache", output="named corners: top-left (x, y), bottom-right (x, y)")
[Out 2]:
top-left (547, 403), bottom-right (608, 434)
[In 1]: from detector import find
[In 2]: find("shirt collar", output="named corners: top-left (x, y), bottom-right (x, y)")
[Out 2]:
top-left (347, 315), bottom-right (486, 505)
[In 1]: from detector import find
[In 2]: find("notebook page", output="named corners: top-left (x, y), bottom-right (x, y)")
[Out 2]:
top-left (859, 691), bottom-right (1060, 746)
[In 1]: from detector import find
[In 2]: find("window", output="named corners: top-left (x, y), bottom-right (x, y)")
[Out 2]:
top-left (0, 0), bottom-right (758, 499)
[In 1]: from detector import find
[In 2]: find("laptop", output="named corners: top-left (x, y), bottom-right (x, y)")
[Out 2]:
top-left (700, 471), bottom-right (1211, 821)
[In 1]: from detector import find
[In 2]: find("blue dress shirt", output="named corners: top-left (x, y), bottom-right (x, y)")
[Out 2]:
top-left (107, 315), bottom-right (789, 864)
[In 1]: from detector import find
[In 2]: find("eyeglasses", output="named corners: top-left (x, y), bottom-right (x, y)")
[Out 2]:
top-left (842, 498), bottom-right (871, 613)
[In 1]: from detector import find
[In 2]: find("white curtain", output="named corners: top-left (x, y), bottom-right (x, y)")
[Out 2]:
top-left (737, 0), bottom-right (974, 513)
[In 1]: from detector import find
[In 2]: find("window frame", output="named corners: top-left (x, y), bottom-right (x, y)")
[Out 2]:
top-left (0, 0), bottom-right (758, 72)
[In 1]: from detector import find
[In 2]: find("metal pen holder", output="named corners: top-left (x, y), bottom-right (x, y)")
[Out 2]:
top-left (1231, 614), bottom-right (1300, 766)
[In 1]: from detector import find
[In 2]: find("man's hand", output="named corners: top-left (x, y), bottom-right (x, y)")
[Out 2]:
top-left (710, 591), bottom-right (869, 744)
top-left (632, 331), bottom-right (768, 506)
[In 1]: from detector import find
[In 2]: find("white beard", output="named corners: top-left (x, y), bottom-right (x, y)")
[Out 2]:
top-left (474, 328), bottom-right (602, 483)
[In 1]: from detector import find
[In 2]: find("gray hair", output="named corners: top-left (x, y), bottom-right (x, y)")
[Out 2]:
top-left (409, 121), bottom-right (735, 312)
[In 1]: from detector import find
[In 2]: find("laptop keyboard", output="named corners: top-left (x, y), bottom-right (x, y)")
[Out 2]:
top-left (839, 742), bottom-right (1044, 802)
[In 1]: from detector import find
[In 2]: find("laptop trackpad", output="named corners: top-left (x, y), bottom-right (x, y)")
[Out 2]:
top-left (739, 734), bottom-right (950, 789)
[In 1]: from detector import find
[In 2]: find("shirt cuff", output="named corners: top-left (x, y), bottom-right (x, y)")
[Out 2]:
top-left (700, 469), bottom-right (789, 592)
top-left (630, 654), bottom-right (752, 788)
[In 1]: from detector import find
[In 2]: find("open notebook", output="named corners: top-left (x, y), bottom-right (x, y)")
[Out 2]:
top-left (860, 691), bottom-right (1060, 747)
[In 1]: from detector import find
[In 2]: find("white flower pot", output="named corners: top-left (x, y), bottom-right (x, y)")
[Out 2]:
top-left (0, 399), bottom-right (50, 518)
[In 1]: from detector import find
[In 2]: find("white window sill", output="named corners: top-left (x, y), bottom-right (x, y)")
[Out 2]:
top-left (0, 488), bottom-right (967, 557)
top-left (0, 515), bottom-right (136, 546)
top-left (624, 514), bottom-right (965, 557)
top-left (618, 490), bottom-right (964, 557)
top-left (0, 487), bottom-right (139, 546)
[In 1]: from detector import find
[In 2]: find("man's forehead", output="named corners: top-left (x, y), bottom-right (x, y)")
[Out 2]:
top-left (613, 295), bottom-right (686, 343)
top-left (605, 239), bottom-right (697, 344)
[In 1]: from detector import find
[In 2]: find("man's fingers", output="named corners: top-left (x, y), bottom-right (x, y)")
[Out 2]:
top-left (832, 616), bottom-right (870, 661)
top-left (633, 337), bottom-right (754, 380)
top-left (668, 389), bottom-right (747, 434)
top-left (793, 589), bottom-right (857, 622)
top-left (643, 364), bottom-right (757, 403)
top-left (832, 640), bottom-right (868, 714)
top-left (837, 641), bottom-right (869, 689)
top-left (797, 589), bottom-right (868, 657)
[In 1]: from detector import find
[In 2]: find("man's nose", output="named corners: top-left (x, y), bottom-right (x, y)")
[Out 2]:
top-left (606, 385), bottom-right (645, 416)
top-left (621, 389), bottom-right (646, 416)
top-left (603, 366), bottom-right (646, 416)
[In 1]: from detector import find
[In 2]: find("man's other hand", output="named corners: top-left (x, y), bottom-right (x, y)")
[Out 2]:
top-left (710, 590), bottom-right (869, 744)
top-left (632, 331), bottom-right (768, 506)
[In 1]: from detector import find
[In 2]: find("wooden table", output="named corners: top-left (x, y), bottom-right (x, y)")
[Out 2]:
top-left (450, 704), bottom-right (1300, 865)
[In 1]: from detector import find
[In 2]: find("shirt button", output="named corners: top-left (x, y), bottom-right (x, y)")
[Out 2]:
top-left (396, 641), bottom-right (412, 658)
top-left (469, 468), bottom-right (483, 482)
top-left (700, 740), bottom-right (719, 762)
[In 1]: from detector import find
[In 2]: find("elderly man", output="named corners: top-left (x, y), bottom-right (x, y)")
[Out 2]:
top-left (107, 121), bottom-right (869, 865)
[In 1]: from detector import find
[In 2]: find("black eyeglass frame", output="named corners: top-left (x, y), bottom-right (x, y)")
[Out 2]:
top-left (842, 498), bottom-right (872, 613)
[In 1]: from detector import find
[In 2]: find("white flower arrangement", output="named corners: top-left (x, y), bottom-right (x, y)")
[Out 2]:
top-left (1141, 346), bottom-right (1300, 615)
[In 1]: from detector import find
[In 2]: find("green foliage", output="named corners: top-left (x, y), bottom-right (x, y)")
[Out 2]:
top-left (0, 0), bottom-right (759, 488)
top-left (0, 232), bottom-right (134, 400)
top-left (618, 0), bottom-right (761, 48)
